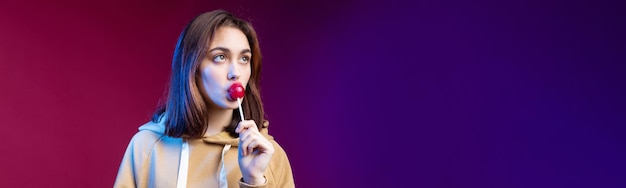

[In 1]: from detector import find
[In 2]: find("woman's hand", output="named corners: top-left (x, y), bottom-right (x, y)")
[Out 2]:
top-left (236, 120), bottom-right (274, 185)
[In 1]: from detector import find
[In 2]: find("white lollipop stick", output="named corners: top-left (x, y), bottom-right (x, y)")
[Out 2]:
top-left (237, 98), bottom-right (244, 120)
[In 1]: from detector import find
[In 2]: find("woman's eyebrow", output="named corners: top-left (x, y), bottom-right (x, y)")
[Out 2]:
top-left (208, 47), bottom-right (251, 54)
top-left (208, 47), bottom-right (229, 53)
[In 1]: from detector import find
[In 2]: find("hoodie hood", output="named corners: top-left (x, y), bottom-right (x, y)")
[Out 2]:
top-left (138, 117), bottom-right (273, 147)
top-left (138, 117), bottom-right (275, 188)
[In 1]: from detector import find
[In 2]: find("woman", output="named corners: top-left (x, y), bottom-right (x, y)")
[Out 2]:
top-left (114, 10), bottom-right (295, 188)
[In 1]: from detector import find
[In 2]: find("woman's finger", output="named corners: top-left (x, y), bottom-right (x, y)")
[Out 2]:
top-left (239, 127), bottom-right (252, 141)
top-left (246, 140), bottom-right (258, 156)
top-left (254, 137), bottom-right (274, 155)
top-left (240, 134), bottom-right (258, 156)
top-left (235, 120), bottom-right (258, 133)
top-left (239, 131), bottom-right (252, 155)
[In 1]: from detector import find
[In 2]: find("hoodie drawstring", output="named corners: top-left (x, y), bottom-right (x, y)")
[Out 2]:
top-left (176, 141), bottom-right (189, 188)
top-left (176, 141), bottom-right (232, 188)
top-left (219, 144), bottom-right (232, 188)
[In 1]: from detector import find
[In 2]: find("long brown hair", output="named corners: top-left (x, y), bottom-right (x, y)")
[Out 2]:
top-left (153, 10), bottom-right (265, 138)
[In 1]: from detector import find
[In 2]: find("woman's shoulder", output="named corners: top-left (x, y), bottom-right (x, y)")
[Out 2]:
top-left (259, 120), bottom-right (287, 155)
top-left (123, 131), bottom-right (161, 157)
top-left (126, 121), bottom-right (169, 152)
top-left (131, 130), bottom-right (164, 145)
top-left (269, 138), bottom-right (289, 158)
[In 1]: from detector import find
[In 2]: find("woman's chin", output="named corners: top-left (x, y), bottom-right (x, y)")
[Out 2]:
top-left (223, 102), bottom-right (239, 109)
top-left (208, 100), bottom-right (238, 110)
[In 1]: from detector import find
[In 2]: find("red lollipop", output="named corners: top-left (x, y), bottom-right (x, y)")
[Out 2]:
top-left (228, 82), bottom-right (246, 120)
top-left (227, 83), bottom-right (245, 101)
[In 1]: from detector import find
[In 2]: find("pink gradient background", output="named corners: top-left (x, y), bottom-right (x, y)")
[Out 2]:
top-left (2, 0), bottom-right (625, 187)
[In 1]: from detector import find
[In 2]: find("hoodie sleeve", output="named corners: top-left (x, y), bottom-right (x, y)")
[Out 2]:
top-left (236, 121), bottom-right (294, 188)
top-left (113, 131), bottom-right (161, 188)
top-left (236, 140), bottom-right (294, 188)
top-left (267, 140), bottom-right (295, 188)
top-left (246, 121), bottom-right (294, 188)
top-left (113, 134), bottom-right (139, 188)
top-left (238, 179), bottom-right (268, 188)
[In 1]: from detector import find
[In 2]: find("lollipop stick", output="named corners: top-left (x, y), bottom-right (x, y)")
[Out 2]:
top-left (237, 98), bottom-right (245, 120)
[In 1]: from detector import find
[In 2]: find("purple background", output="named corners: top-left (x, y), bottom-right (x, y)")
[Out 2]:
top-left (1, 0), bottom-right (624, 187)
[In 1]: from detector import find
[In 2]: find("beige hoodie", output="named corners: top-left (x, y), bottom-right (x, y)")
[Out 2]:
top-left (114, 119), bottom-right (295, 188)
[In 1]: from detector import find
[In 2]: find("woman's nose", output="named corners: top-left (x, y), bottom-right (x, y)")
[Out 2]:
top-left (227, 62), bottom-right (240, 81)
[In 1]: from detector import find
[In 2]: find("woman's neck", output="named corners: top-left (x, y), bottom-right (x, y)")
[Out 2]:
top-left (204, 106), bottom-right (233, 137)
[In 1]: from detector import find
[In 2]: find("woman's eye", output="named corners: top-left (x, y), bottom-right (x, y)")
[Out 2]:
top-left (241, 56), bottom-right (250, 63)
top-left (213, 54), bottom-right (226, 62)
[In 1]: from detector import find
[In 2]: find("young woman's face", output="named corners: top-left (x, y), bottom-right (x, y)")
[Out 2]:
top-left (198, 26), bottom-right (252, 109)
